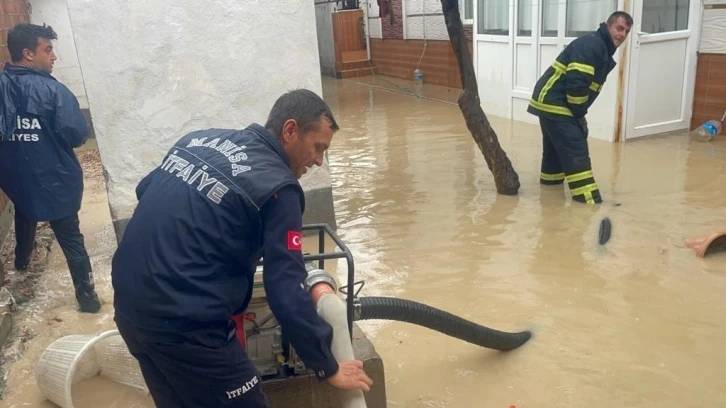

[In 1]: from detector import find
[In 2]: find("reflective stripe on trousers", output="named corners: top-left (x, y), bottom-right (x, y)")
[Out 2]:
top-left (537, 116), bottom-right (602, 204)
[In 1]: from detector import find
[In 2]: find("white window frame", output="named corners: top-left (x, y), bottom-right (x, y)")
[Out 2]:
top-left (564, 0), bottom-right (619, 40)
top-left (460, 0), bottom-right (474, 25)
top-left (475, 0), bottom-right (511, 37)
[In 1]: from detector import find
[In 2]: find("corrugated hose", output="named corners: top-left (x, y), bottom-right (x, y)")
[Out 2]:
top-left (357, 296), bottom-right (532, 351)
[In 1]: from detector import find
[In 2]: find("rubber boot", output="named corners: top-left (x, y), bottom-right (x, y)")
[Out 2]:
top-left (14, 240), bottom-right (35, 271)
top-left (68, 256), bottom-right (101, 313)
top-left (14, 220), bottom-right (37, 272)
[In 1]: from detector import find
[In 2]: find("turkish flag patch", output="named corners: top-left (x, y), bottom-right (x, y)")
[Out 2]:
top-left (287, 231), bottom-right (302, 251)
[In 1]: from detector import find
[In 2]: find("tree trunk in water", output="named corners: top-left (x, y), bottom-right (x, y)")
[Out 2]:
top-left (439, 0), bottom-right (520, 195)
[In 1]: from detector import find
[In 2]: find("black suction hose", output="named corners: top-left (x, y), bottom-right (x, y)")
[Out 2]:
top-left (357, 296), bottom-right (532, 351)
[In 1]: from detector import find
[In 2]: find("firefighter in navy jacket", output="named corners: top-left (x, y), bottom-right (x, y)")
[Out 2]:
top-left (527, 12), bottom-right (632, 204)
top-left (0, 23), bottom-right (100, 313)
top-left (112, 89), bottom-right (373, 407)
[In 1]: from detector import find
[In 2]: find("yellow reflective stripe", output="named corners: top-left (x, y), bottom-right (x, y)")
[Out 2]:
top-left (538, 70), bottom-right (563, 103)
top-left (566, 94), bottom-right (588, 105)
top-left (589, 82), bottom-right (601, 92)
top-left (570, 183), bottom-right (599, 197)
top-left (537, 61), bottom-right (567, 103)
top-left (566, 170), bottom-right (594, 183)
top-left (541, 172), bottom-right (565, 181)
top-left (583, 191), bottom-right (594, 204)
top-left (529, 99), bottom-right (573, 117)
top-left (567, 62), bottom-right (595, 76)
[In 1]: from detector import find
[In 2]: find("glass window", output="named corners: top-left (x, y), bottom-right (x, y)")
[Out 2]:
top-left (641, 0), bottom-right (690, 33)
top-left (478, 0), bottom-right (509, 35)
top-left (542, 0), bottom-right (558, 37)
top-left (566, 0), bottom-right (617, 37)
top-left (464, 0), bottom-right (474, 20)
top-left (518, 0), bottom-right (532, 36)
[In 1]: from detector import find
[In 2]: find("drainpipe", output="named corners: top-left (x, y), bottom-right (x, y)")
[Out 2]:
top-left (304, 266), bottom-right (368, 408)
top-left (363, 0), bottom-right (372, 61)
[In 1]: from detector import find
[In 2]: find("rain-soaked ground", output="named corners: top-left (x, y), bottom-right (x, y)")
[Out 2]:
top-left (1, 75), bottom-right (725, 408)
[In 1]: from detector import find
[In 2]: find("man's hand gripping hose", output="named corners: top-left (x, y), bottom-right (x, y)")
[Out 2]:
top-left (306, 267), bottom-right (372, 407)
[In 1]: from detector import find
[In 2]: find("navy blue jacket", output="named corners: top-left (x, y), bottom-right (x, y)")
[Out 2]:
top-left (0, 63), bottom-right (89, 221)
top-left (528, 23), bottom-right (617, 120)
top-left (112, 124), bottom-right (339, 379)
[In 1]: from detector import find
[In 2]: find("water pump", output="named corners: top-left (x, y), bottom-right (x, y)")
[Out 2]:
top-left (233, 223), bottom-right (532, 381)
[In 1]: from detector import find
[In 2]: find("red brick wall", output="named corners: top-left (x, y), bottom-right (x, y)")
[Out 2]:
top-left (381, 0), bottom-right (404, 39)
top-left (0, 0), bottom-right (29, 213)
top-left (371, 38), bottom-right (474, 89)
top-left (463, 25), bottom-right (473, 41)
top-left (691, 53), bottom-right (726, 131)
top-left (373, 0), bottom-right (474, 88)
top-left (0, 0), bottom-right (29, 64)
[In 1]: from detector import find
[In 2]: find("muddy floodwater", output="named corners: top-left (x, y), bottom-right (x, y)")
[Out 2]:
top-left (2, 76), bottom-right (726, 408)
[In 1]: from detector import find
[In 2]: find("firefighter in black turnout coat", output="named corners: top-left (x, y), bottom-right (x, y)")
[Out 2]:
top-left (527, 11), bottom-right (633, 204)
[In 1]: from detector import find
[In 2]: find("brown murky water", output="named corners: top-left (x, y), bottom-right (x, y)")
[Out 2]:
top-left (2, 77), bottom-right (726, 408)
top-left (71, 377), bottom-right (151, 408)
top-left (324, 76), bottom-right (726, 407)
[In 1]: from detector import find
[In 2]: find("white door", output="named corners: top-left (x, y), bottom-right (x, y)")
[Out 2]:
top-left (624, 0), bottom-right (701, 139)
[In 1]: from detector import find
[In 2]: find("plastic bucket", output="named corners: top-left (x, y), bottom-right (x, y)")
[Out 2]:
top-left (35, 329), bottom-right (149, 408)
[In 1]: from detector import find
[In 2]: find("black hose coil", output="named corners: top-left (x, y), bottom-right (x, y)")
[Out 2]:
top-left (357, 296), bottom-right (532, 351)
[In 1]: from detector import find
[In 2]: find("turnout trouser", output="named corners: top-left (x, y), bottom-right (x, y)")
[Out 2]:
top-left (14, 211), bottom-right (101, 312)
top-left (538, 116), bottom-right (602, 204)
top-left (115, 314), bottom-right (270, 408)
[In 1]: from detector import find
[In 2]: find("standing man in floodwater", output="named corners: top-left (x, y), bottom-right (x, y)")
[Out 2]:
top-left (0, 23), bottom-right (101, 313)
top-left (527, 11), bottom-right (632, 204)
top-left (111, 89), bottom-right (372, 407)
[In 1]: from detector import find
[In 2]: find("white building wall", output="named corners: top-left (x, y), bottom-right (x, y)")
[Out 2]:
top-left (400, 0), bottom-right (473, 40)
top-left (700, 1), bottom-right (726, 54)
top-left (28, 0), bottom-right (88, 109)
top-left (315, 1), bottom-right (337, 75)
top-left (476, 41), bottom-right (513, 119)
top-left (364, 0), bottom-right (383, 39)
top-left (405, 0), bottom-right (449, 40)
top-left (64, 1), bottom-right (330, 238)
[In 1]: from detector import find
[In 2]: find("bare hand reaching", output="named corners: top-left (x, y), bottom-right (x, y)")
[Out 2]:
top-left (327, 360), bottom-right (373, 392)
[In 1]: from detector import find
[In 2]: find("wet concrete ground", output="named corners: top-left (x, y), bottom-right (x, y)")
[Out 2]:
top-left (1, 76), bottom-right (726, 407)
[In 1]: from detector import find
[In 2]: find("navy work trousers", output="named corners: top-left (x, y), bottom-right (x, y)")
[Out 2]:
top-left (538, 116), bottom-right (602, 204)
top-left (115, 315), bottom-right (270, 408)
top-left (15, 211), bottom-right (88, 270)
top-left (14, 211), bottom-right (100, 312)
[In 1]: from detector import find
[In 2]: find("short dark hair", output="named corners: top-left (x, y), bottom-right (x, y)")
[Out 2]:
top-left (7, 23), bottom-right (57, 63)
top-left (265, 89), bottom-right (339, 138)
top-left (607, 11), bottom-right (633, 27)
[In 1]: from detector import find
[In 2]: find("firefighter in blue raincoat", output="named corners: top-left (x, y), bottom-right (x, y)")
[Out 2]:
top-left (527, 11), bottom-right (632, 204)
top-left (0, 23), bottom-right (100, 313)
